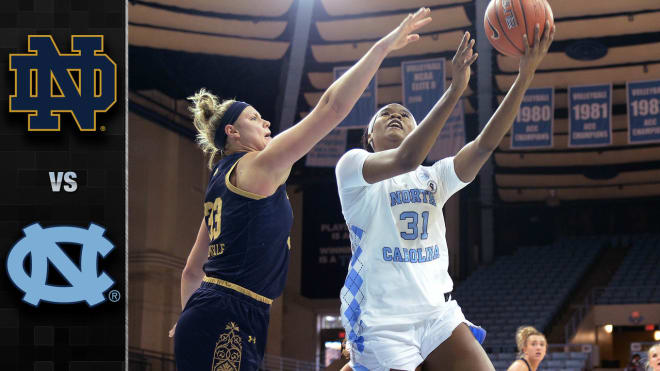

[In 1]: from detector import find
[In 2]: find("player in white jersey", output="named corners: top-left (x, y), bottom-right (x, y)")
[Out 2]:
top-left (336, 23), bottom-right (555, 371)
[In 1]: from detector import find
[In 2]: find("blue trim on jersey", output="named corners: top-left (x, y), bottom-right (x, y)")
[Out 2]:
top-left (348, 330), bottom-right (365, 353)
top-left (350, 246), bottom-right (362, 266)
top-left (469, 324), bottom-right (487, 344)
top-left (342, 224), bottom-right (367, 353)
top-left (350, 225), bottom-right (364, 239)
top-left (344, 299), bottom-right (361, 327)
top-left (345, 269), bottom-right (363, 295)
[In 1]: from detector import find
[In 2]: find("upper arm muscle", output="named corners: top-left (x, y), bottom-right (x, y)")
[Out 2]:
top-left (362, 149), bottom-right (411, 184)
top-left (453, 140), bottom-right (491, 183)
top-left (228, 152), bottom-right (290, 198)
top-left (253, 104), bottom-right (340, 175)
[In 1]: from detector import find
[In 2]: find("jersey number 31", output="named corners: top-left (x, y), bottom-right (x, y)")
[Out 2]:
top-left (399, 211), bottom-right (429, 240)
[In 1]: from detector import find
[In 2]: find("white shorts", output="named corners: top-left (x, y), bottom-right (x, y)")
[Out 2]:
top-left (347, 299), bottom-right (469, 371)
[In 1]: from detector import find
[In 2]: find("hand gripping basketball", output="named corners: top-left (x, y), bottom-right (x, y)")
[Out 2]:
top-left (519, 20), bottom-right (555, 77)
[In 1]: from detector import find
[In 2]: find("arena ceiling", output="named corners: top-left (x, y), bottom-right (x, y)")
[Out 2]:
top-left (128, 0), bottom-right (660, 202)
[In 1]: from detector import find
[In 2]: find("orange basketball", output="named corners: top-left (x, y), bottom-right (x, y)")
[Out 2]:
top-left (484, 0), bottom-right (554, 57)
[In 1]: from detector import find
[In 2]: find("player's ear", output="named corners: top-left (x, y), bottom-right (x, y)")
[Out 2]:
top-left (225, 124), bottom-right (239, 139)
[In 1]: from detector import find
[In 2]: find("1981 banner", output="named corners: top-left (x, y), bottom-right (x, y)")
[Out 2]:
top-left (569, 84), bottom-right (612, 147)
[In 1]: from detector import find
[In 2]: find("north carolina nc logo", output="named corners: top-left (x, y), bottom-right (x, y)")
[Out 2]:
top-left (9, 35), bottom-right (117, 131)
top-left (6, 223), bottom-right (115, 306)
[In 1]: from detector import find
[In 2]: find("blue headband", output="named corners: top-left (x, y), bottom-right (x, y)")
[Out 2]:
top-left (213, 101), bottom-right (250, 149)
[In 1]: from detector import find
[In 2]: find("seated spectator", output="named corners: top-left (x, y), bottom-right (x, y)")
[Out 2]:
top-left (624, 353), bottom-right (643, 371)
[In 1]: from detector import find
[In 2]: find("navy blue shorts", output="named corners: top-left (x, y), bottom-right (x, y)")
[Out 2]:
top-left (174, 281), bottom-right (270, 371)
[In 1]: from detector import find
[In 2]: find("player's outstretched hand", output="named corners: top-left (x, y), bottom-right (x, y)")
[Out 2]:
top-left (519, 21), bottom-right (555, 78)
top-left (168, 323), bottom-right (176, 338)
top-left (378, 7), bottom-right (432, 53)
top-left (450, 31), bottom-right (478, 92)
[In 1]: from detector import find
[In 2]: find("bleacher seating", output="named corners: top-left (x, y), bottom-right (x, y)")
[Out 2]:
top-left (454, 237), bottom-right (604, 351)
top-left (597, 234), bottom-right (660, 304)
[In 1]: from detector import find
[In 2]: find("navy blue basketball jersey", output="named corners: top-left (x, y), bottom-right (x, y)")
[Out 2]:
top-left (202, 152), bottom-right (293, 301)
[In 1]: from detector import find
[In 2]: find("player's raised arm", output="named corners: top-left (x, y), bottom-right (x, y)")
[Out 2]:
top-left (252, 8), bottom-right (432, 179)
top-left (453, 22), bottom-right (555, 183)
top-left (361, 32), bottom-right (477, 184)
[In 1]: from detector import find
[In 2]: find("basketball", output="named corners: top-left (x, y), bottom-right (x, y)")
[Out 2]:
top-left (484, 0), bottom-right (554, 57)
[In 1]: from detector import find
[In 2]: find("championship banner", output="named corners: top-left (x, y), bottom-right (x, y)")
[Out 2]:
top-left (333, 66), bottom-right (377, 128)
top-left (2, 1), bottom-right (125, 369)
top-left (428, 99), bottom-right (465, 162)
top-left (568, 84), bottom-right (612, 147)
top-left (301, 183), bottom-right (353, 299)
top-left (401, 58), bottom-right (445, 123)
top-left (511, 87), bottom-right (554, 149)
top-left (627, 79), bottom-right (660, 144)
top-left (305, 128), bottom-right (348, 167)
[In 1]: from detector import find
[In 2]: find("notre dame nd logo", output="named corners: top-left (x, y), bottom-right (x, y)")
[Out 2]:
top-left (6, 223), bottom-right (115, 307)
top-left (9, 35), bottom-right (117, 131)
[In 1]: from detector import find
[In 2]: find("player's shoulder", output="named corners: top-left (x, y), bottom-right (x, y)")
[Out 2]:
top-left (506, 359), bottom-right (528, 371)
top-left (339, 148), bottom-right (369, 160)
top-left (432, 156), bottom-right (454, 168)
top-left (430, 156), bottom-right (460, 180)
top-left (337, 148), bottom-right (370, 171)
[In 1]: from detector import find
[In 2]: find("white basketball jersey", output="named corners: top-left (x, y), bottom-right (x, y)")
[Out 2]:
top-left (336, 149), bottom-right (469, 338)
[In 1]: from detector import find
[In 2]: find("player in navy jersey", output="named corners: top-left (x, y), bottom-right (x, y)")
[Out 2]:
top-left (171, 8), bottom-right (434, 371)
top-left (507, 326), bottom-right (547, 371)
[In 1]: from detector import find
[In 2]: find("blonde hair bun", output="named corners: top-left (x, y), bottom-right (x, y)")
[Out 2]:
top-left (515, 326), bottom-right (545, 353)
top-left (187, 88), bottom-right (237, 169)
